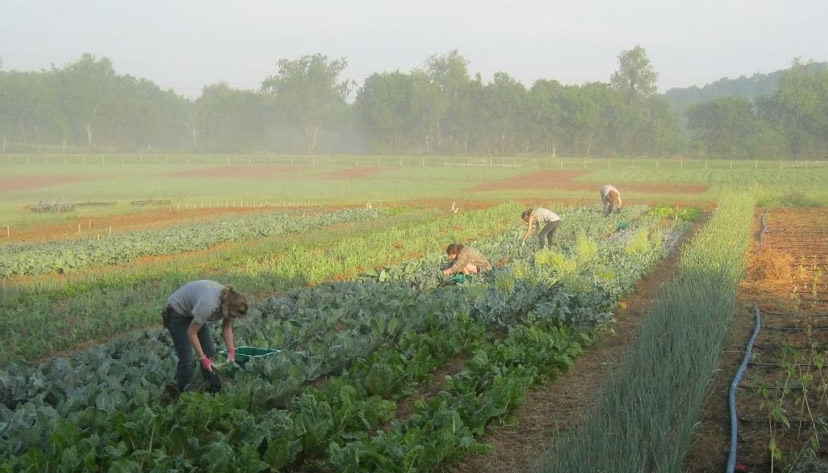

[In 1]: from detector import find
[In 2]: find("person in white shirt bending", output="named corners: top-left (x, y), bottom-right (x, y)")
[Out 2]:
top-left (520, 207), bottom-right (562, 249)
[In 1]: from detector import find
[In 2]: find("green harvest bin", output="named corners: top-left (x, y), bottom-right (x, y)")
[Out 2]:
top-left (617, 221), bottom-right (631, 231)
top-left (218, 345), bottom-right (279, 368)
top-left (450, 274), bottom-right (470, 284)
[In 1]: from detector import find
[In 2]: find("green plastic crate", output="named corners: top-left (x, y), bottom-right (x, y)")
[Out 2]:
top-left (218, 345), bottom-right (279, 368)
top-left (450, 274), bottom-right (470, 284)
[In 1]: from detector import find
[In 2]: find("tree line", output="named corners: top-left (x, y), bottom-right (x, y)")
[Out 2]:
top-left (0, 48), bottom-right (825, 159)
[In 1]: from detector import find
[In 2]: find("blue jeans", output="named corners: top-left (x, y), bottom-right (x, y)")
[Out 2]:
top-left (167, 309), bottom-right (222, 392)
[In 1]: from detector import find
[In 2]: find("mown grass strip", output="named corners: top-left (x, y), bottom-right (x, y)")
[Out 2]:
top-left (534, 193), bottom-right (753, 473)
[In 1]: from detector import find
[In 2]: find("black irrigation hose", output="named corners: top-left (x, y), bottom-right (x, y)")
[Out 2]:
top-left (727, 305), bottom-right (762, 473)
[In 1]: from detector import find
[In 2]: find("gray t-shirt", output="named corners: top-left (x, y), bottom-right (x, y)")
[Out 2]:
top-left (166, 280), bottom-right (225, 325)
top-left (532, 208), bottom-right (561, 225)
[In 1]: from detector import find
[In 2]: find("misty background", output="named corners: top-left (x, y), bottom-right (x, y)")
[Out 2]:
top-left (1, 1), bottom-right (827, 158)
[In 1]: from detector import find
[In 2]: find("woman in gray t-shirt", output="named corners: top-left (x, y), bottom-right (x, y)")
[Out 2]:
top-left (163, 280), bottom-right (249, 393)
top-left (520, 207), bottom-right (562, 249)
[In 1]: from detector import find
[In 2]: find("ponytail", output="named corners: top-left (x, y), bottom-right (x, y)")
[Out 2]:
top-left (221, 285), bottom-right (249, 317)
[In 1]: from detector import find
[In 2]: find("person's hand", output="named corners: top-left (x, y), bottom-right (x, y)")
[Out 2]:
top-left (228, 347), bottom-right (236, 363)
top-left (521, 239), bottom-right (526, 247)
top-left (200, 355), bottom-right (214, 372)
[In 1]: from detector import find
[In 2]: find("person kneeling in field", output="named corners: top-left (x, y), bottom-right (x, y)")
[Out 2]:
top-left (600, 184), bottom-right (622, 216)
top-left (521, 207), bottom-right (562, 249)
top-left (162, 280), bottom-right (249, 394)
top-left (442, 243), bottom-right (492, 276)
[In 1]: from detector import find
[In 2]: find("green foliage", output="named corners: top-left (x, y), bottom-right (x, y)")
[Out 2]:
top-left (0, 208), bottom-right (381, 278)
top-left (538, 194), bottom-right (753, 473)
top-left (0, 203), bottom-right (682, 473)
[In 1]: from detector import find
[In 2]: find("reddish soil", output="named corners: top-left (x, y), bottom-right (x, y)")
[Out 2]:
top-left (685, 208), bottom-right (828, 473)
top-left (164, 165), bottom-right (301, 178)
top-left (469, 169), bottom-right (709, 194)
top-left (4, 206), bottom-right (306, 243)
top-left (314, 167), bottom-right (388, 179)
top-left (449, 215), bottom-right (705, 473)
top-left (0, 175), bottom-right (93, 193)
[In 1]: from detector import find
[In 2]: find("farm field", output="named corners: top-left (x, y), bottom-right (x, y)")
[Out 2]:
top-left (1, 154), bottom-right (827, 472)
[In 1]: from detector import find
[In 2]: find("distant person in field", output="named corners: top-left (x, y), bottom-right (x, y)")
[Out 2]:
top-left (600, 184), bottom-right (622, 216)
top-left (442, 243), bottom-right (492, 275)
top-left (521, 207), bottom-right (562, 248)
top-left (162, 280), bottom-right (249, 393)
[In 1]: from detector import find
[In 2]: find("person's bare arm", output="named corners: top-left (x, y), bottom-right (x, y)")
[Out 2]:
top-left (522, 215), bottom-right (535, 243)
top-left (187, 320), bottom-right (207, 359)
top-left (221, 317), bottom-right (234, 351)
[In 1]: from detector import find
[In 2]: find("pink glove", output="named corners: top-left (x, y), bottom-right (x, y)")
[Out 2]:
top-left (200, 355), bottom-right (214, 372)
top-left (228, 347), bottom-right (236, 363)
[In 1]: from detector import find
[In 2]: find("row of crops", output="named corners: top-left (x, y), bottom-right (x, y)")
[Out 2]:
top-left (0, 205), bottom-right (687, 472)
top-left (0, 208), bottom-right (381, 278)
top-left (0, 204), bottom-right (519, 365)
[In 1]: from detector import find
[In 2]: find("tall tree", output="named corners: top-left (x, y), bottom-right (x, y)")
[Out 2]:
top-left (51, 54), bottom-right (118, 148)
top-left (353, 71), bottom-right (418, 152)
top-left (424, 50), bottom-right (472, 152)
top-left (770, 58), bottom-right (828, 158)
top-left (478, 72), bottom-right (527, 155)
top-left (528, 79), bottom-right (565, 156)
top-left (610, 45), bottom-right (658, 102)
top-left (261, 54), bottom-right (351, 154)
top-left (195, 83), bottom-right (265, 151)
top-left (686, 96), bottom-right (759, 158)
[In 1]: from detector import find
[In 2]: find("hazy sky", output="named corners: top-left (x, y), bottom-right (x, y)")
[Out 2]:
top-left (1, 0), bottom-right (825, 98)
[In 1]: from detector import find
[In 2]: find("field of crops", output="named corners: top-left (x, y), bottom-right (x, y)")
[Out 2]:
top-left (1, 155), bottom-right (826, 472)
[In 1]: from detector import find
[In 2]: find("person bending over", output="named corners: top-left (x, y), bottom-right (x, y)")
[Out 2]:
top-left (162, 280), bottom-right (249, 393)
top-left (521, 207), bottom-right (562, 249)
top-left (600, 184), bottom-right (622, 216)
top-left (442, 243), bottom-right (492, 276)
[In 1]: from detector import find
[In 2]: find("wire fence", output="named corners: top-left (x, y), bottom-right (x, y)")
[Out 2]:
top-left (2, 153), bottom-right (827, 170)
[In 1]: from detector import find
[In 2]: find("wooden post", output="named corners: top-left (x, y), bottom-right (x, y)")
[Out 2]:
top-left (109, 226), bottom-right (112, 236)
top-left (6, 225), bottom-right (9, 238)
top-left (78, 224), bottom-right (81, 234)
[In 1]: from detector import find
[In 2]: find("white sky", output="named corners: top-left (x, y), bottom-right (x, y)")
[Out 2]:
top-left (1, 0), bottom-right (825, 99)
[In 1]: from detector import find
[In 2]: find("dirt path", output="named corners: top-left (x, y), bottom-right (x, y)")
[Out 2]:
top-left (449, 218), bottom-right (704, 473)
